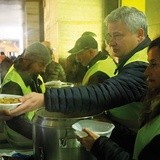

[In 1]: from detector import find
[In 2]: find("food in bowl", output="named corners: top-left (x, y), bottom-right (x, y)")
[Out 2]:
top-left (0, 94), bottom-right (22, 110)
top-left (0, 97), bottom-right (21, 104)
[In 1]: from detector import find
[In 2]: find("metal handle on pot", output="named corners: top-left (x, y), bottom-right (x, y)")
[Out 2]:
top-left (59, 138), bottom-right (67, 148)
top-left (59, 128), bottom-right (81, 148)
top-left (59, 129), bottom-right (68, 148)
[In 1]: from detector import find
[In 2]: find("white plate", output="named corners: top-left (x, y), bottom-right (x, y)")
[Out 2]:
top-left (72, 119), bottom-right (115, 137)
top-left (0, 94), bottom-right (22, 110)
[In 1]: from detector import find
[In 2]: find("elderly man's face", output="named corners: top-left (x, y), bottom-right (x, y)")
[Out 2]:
top-left (76, 49), bottom-right (91, 66)
top-left (106, 21), bottom-right (143, 61)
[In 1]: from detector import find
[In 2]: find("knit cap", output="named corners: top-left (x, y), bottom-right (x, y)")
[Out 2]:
top-left (24, 42), bottom-right (52, 65)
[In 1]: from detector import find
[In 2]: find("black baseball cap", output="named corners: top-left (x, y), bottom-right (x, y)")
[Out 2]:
top-left (68, 35), bottom-right (98, 54)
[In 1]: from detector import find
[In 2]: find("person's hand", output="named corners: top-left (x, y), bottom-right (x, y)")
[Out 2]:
top-left (8, 92), bottom-right (45, 116)
top-left (77, 128), bottom-right (100, 151)
top-left (0, 109), bottom-right (12, 120)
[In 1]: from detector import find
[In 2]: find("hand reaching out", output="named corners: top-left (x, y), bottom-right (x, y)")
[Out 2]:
top-left (8, 92), bottom-right (45, 117)
top-left (77, 128), bottom-right (100, 151)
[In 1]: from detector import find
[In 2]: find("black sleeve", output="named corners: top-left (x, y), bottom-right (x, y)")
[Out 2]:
top-left (6, 116), bottom-right (32, 139)
top-left (44, 62), bottom-right (148, 113)
top-left (138, 134), bottom-right (160, 160)
top-left (1, 81), bottom-right (23, 95)
top-left (88, 71), bottom-right (110, 85)
top-left (91, 136), bottom-right (131, 160)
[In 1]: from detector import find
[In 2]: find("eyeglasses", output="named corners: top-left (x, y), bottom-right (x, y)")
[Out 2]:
top-left (105, 33), bottom-right (124, 44)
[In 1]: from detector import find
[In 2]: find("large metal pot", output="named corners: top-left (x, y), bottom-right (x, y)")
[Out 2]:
top-left (33, 108), bottom-right (101, 160)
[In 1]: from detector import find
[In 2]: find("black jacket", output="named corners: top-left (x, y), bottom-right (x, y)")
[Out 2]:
top-left (44, 37), bottom-right (151, 114)
top-left (91, 134), bottom-right (160, 160)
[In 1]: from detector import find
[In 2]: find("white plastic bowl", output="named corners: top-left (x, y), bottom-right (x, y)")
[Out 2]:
top-left (72, 119), bottom-right (115, 138)
top-left (0, 94), bottom-right (22, 110)
top-left (44, 80), bottom-right (74, 88)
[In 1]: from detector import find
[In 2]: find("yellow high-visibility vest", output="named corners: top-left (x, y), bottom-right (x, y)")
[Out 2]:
top-left (2, 65), bottom-right (45, 120)
top-left (108, 47), bottom-right (148, 131)
top-left (82, 56), bottom-right (117, 85)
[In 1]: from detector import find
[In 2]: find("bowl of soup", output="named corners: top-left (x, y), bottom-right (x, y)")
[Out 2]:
top-left (0, 94), bottom-right (22, 110)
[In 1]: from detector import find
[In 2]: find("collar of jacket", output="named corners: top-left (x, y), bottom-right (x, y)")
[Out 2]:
top-left (114, 36), bottom-right (151, 75)
top-left (87, 51), bottom-right (108, 69)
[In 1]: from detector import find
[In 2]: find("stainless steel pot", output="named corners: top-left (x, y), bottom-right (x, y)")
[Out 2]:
top-left (33, 108), bottom-right (101, 160)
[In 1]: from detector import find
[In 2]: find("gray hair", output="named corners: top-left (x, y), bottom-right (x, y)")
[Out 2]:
top-left (104, 6), bottom-right (148, 36)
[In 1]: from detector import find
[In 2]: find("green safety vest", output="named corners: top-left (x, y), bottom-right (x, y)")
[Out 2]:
top-left (133, 116), bottom-right (160, 160)
top-left (82, 56), bottom-right (117, 85)
top-left (121, 47), bottom-right (148, 69)
top-left (2, 65), bottom-right (46, 148)
top-left (108, 48), bottom-right (148, 131)
top-left (2, 65), bottom-right (45, 120)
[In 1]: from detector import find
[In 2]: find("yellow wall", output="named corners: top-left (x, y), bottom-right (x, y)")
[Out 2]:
top-left (121, 0), bottom-right (160, 40)
top-left (121, 0), bottom-right (145, 12)
top-left (44, 0), bottom-right (104, 60)
top-left (146, 0), bottom-right (160, 40)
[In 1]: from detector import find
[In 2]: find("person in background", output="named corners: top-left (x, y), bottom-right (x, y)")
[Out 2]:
top-left (65, 31), bottom-right (97, 84)
top-left (65, 53), bottom-right (87, 84)
top-left (8, 6), bottom-right (150, 123)
top-left (0, 51), bottom-right (13, 82)
top-left (77, 36), bottom-right (160, 160)
top-left (8, 52), bottom-right (16, 62)
top-left (68, 34), bottom-right (116, 85)
top-left (81, 31), bottom-right (97, 37)
top-left (1, 42), bottom-right (51, 149)
top-left (41, 41), bottom-right (66, 82)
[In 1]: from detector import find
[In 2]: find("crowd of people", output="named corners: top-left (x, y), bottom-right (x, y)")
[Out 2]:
top-left (0, 5), bottom-right (160, 160)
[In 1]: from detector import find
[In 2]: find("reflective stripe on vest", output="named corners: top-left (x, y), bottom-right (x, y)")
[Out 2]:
top-left (114, 47), bottom-right (148, 76)
top-left (82, 56), bottom-right (117, 85)
top-left (2, 65), bottom-right (45, 120)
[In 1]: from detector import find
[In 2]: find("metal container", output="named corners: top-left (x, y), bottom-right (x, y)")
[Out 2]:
top-left (33, 108), bottom-right (101, 160)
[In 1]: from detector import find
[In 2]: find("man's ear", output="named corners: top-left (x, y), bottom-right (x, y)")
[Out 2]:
top-left (137, 28), bottom-right (145, 42)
